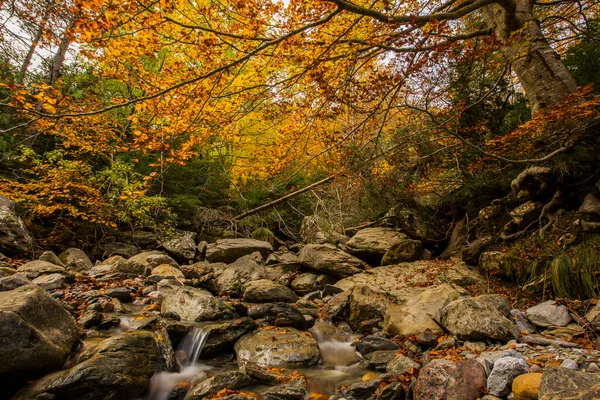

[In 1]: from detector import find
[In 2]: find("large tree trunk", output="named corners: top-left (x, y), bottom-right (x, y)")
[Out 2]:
top-left (481, 0), bottom-right (577, 113)
top-left (48, 22), bottom-right (73, 85)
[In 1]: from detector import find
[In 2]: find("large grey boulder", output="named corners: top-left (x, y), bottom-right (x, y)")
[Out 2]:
top-left (413, 359), bottom-right (487, 400)
top-left (384, 284), bottom-right (460, 337)
top-left (58, 248), bottom-right (93, 272)
top-left (32, 273), bottom-right (67, 290)
top-left (161, 230), bottom-right (197, 261)
top-left (206, 239), bottom-right (273, 263)
top-left (201, 318), bottom-right (257, 356)
top-left (100, 242), bottom-right (139, 259)
top-left (242, 279), bottom-right (299, 303)
top-left (539, 366), bottom-right (600, 399)
top-left (121, 251), bottom-right (178, 276)
top-left (0, 285), bottom-right (79, 377)
top-left (526, 300), bottom-right (572, 328)
top-left (348, 284), bottom-right (393, 330)
top-left (216, 254), bottom-right (267, 297)
top-left (0, 275), bottom-right (32, 291)
top-left (441, 295), bottom-right (520, 341)
top-left (14, 331), bottom-right (157, 400)
top-left (487, 356), bottom-right (530, 397)
top-left (17, 260), bottom-right (70, 279)
top-left (386, 355), bottom-right (420, 375)
top-left (381, 239), bottom-right (423, 265)
top-left (299, 244), bottom-right (364, 278)
top-left (160, 285), bottom-right (237, 322)
top-left (39, 251), bottom-right (65, 267)
top-left (235, 327), bottom-right (320, 368)
top-left (0, 195), bottom-right (32, 257)
top-left (346, 227), bottom-right (407, 265)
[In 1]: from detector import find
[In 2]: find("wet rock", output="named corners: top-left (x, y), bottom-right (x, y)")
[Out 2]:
top-left (201, 317), bottom-right (257, 356)
top-left (156, 327), bottom-right (179, 373)
top-left (0, 195), bottom-right (32, 257)
top-left (235, 327), bottom-right (320, 368)
top-left (441, 295), bottom-right (520, 341)
top-left (206, 239), bottom-right (273, 263)
top-left (376, 381), bottom-right (405, 400)
top-left (299, 244), bottom-right (364, 278)
top-left (78, 310), bottom-right (103, 328)
top-left (247, 303), bottom-right (313, 330)
top-left (413, 359), bottom-right (487, 400)
top-left (0, 285), bottom-right (79, 377)
top-left (58, 248), bottom-right (93, 272)
top-left (348, 284), bottom-right (393, 330)
top-left (512, 373), bottom-right (542, 400)
top-left (122, 251), bottom-right (178, 276)
top-left (39, 250), bottom-right (65, 267)
top-left (381, 239), bottom-right (423, 265)
top-left (160, 285), bottom-right (237, 322)
top-left (242, 279), bottom-right (299, 303)
top-left (538, 366), bottom-right (600, 399)
top-left (186, 371), bottom-right (252, 400)
top-left (0, 274), bottom-right (32, 291)
top-left (342, 379), bottom-right (381, 400)
top-left (387, 355), bottom-right (420, 375)
top-left (384, 284), bottom-right (460, 337)
top-left (216, 254), bottom-right (267, 297)
top-left (264, 377), bottom-right (308, 400)
top-left (162, 231), bottom-right (197, 261)
top-left (487, 356), bottom-right (530, 397)
top-left (525, 300), bottom-right (572, 328)
top-left (360, 350), bottom-right (399, 371)
top-left (14, 331), bottom-right (158, 400)
top-left (291, 272), bottom-right (318, 295)
top-left (356, 335), bottom-right (400, 356)
top-left (346, 227), bottom-right (408, 265)
top-left (17, 260), bottom-right (69, 279)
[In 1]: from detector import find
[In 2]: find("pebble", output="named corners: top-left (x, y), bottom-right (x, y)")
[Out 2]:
top-left (588, 362), bottom-right (600, 372)
top-left (560, 358), bottom-right (578, 369)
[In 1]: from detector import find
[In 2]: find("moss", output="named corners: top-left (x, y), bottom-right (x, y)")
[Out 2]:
top-left (550, 236), bottom-right (600, 299)
top-left (251, 227), bottom-right (284, 248)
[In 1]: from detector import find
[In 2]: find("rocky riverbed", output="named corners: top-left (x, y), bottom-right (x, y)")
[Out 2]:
top-left (2, 222), bottom-right (600, 399)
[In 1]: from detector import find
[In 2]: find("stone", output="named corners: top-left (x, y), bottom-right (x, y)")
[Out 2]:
top-left (264, 377), bottom-right (308, 400)
top-left (100, 242), bottom-right (139, 259)
top-left (201, 317), bottom-right (257, 356)
top-left (290, 272), bottom-right (318, 295)
top-left (299, 244), bottom-right (364, 278)
top-left (0, 274), bottom-right (31, 291)
top-left (234, 327), bottom-right (320, 368)
top-left (348, 284), bottom-right (393, 330)
top-left (383, 205), bottom-right (445, 241)
top-left (161, 230), bottom-right (197, 261)
top-left (511, 309), bottom-right (536, 335)
top-left (346, 227), bottom-right (408, 265)
top-left (560, 358), bottom-right (578, 369)
top-left (518, 334), bottom-right (579, 348)
top-left (266, 251), bottom-right (300, 265)
top-left (16, 260), bottom-right (69, 279)
top-left (104, 287), bottom-right (133, 302)
top-left (381, 239), bottom-right (424, 265)
top-left (511, 166), bottom-right (552, 195)
top-left (512, 373), bottom-right (542, 400)
top-left (525, 300), bottom-right (572, 328)
top-left (248, 302), bottom-right (313, 330)
top-left (461, 236), bottom-right (493, 266)
top-left (360, 350), bottom-right (399, 371)
top-left (58, 248), bottom-right (93, 272)
top-left (539, 366), bottom-right (600, 399)
top-left (121, 251), bottom-right (178, 276)
top-left (384, 284), bottom-right (460, 337)
top-left (413, 359), bottom-right (487, 400)
top-left (206, 239), bottom-right (273, 263)
top-left (0, 285), bottom-right (79, 377)
top-left (479, 251), bottom-right (535, 282)
top-left (386, 355), bottom-right (420, 375)
top-left (509, 201), bottom-right (544, 230)
top-left (242, 279), bottom-right (299, 303)
top-left (39, 250), bottom-right (65, 267)
top-left (0, 195), bottom-right (32, 257)
top-left (185, 372), bottom-right (252, 400)
top-left (441, 295), bottom-right (520, 341)
top-left (216, 254), bottom-right (267, 297)
top-left (160, 285), bottom-right (237, 322)
top-left (14, 331), bottom-right (158, 400)
top-left (580, 193), bottom-right (600, 219)
top-left (299, 215), bottom-right (347, 245)
top-left (342, 379), bottom-right (380, 400)
top-left (376, 381), bottom-right (405, 400)
top-left (487, 356), bottom-right (530, 397)
top-left (150, 264), bottom-right (185, 280)
top-left (32, 273), bottom-right (67, 290)
top-left (324, 291), bottom-right (350, 320)
top-left (355, 335), bottom-right (400, 356)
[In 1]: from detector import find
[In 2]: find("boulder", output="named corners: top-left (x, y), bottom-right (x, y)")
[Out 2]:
top-left (461, 236), bottom-right (493, 266)
top-left (525, 300), bottom-right (572, 328)
top-left (206, 239), bottom-right (273, 263)
top-left (386, 355), bottom-right (420, 375)
top-left (538, 366), bottom-right (600, 399)
top-left (384, 284), bottom-right (460, 337)
top-left (14, 331), bottom-right (157, 400)
top-left (413, 359), bottom-right (487, 400)
top-left (242, 279), bottom-right (299, 303)
top-left (100, 242), bottom-right (139, 259)
top-left (341, 379), bottom-right (381, 400)
top-left (266, 251), bottom-right (300, 265)
top-left (511, 166), bottom-right (552, 195)
top-left (384, 205), bottom-right (445, 242)
top-left (247, 303), bottom-right (313, 330)
top-left (381, 239), bottom-right (423, 265)
top-left (580, 193), bottom-right (600, 220)
top-left (0, 274), bottom-right (31, 291)
top-left (121, 251), bottom-right (178, 276)
top-left (39, 251), bottom-right (65, 267)
top-left (478, 251), bottom-right (535, 282)
top-left (149, 264), bottom-right (185, 280)
top-left (299, 244), bottom-right (364, 278)
top-left (355, 335), bottom-right (400, 356)
top-left (264, 377), bottom-right (307, 400)
top-left (346, 227), bottom-right (408, 265)
top-left (511, 309), bottom-right (536, 335)
top-left (487, 356), bottom-right (530, 397)
top-left (234, 327), bottom-right (320, 368)
top-left (201, 317), bottom-right (257, 356)
top-left (185, 371), bottom-right (252, 400)
top-left (0, 285), bottom-right (79, 376)
top-left (160, 286), bottom-right (237, 322)
top-left (441, 295), bottom-right (520, 341)
top-left (291, 272), bottom-right (318, 295)
top-left (216, 254), bottom-right (267, 297)
top-left (360, 350), bottom-right (399, 371)
top-left (16, 260), bottom-right (69, 279)
top-left (58, 248), bottom-right (93, 272)
top-left (508, 201), bottom-right (544, 230)
top-left (32, 273), bottom-right (67, 290)
top-left (0, 195), bottom-right (32, 257)
top-left (161, 230), bottom-right (197, 261)
top-left (348, 284), bottom-right (393, 330)
top-left (512, 373), bottom-right (542, 400)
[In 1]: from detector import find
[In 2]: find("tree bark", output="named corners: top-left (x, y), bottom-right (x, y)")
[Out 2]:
top-left (48, 22), bottom-right (73, 85)
top-left (481, 0), bottom-right (577, 113)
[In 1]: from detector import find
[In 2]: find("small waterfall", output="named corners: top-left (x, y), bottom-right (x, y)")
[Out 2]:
top-left (310, 321), bottom-right (361, 368)
top-left (147, 328), bottom-right (212, 400)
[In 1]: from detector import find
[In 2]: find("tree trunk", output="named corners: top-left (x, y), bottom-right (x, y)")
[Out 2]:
top-left (48, 22), bottom-right (73, 85)
top-left (481, 0), bottom-right (577, 113)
